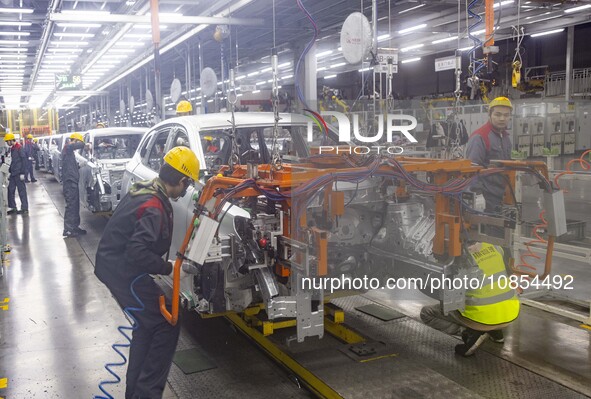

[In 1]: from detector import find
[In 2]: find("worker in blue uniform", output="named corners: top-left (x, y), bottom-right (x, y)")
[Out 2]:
top-left (95, 146), bottom-right (199, 399)
top-left (62, 132), bottom-right (86, 237)
top-left (4, 133), bottom-right (28, 214)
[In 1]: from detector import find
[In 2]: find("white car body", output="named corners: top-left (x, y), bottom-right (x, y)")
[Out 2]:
top-left (76, 127), bottom-right (147, 213)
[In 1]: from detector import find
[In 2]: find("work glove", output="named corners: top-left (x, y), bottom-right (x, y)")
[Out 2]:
top-left (19, 174), bottom-right (25, 181)
top-left (28, 157), bottom-right (33, 161)
top-left (474, 193), bottom-right (485, 212)
top-left (163, 261), bottom-right (174, 275)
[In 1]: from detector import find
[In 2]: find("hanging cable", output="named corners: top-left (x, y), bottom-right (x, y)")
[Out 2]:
top-left (294, 0), bottom-right (319, 110)
top-left (553, 149), bottom-right (591, 192)
top-left (270, 0), bottom-right (282, 172)
top-left (94, 274), bottom-right (148, 399)
top-left (227, 68), bottom-right (240, 170)
top-left (511, 0), bottom-right (524, 88)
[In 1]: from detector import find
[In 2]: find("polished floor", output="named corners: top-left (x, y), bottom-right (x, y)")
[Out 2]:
top-left (0, 171), bottom-right (589, 398)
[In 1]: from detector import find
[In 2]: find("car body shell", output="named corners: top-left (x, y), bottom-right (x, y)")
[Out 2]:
top-left (76, 127), bottom-right (147, 213)
top-left (121, 112), bottom-right (313, 291)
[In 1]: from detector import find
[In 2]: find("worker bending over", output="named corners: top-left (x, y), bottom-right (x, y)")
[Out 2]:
top-left (95, 146), bottom-right (199, 399)
top-left (420, 242), bottom-right (520, 356)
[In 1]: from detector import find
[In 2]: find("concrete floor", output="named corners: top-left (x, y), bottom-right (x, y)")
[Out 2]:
top-left (0, 170), bottom-right (589, 398)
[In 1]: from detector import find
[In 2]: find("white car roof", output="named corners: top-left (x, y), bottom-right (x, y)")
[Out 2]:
top-left (85, 127), bottom-right (148, 137)
top-left (158, 112), bottom-right (310, 132)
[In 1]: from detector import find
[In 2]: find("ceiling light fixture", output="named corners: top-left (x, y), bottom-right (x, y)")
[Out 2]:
top-left (399, 24), bottom-right (426, 34)
top-left (316, 50), bottom-right (333, 57)
top-left (324, 74), bottom-right (337, 79)
top-left (0, 40), bottom-right (28, 45)
top-left (493, 1), bottom-right (513, 9)
top-left (399, 4), bottom-right (426, 14)
top-left (564, 4), bottom-right (591, 13)
top-left (113, 41), bottom-right (145, 46)
top-left (530, 28), bottom-right (564, 37)
top-left (0, 31), bottom-right (30, 36)
top-left (56, 23), bottom-right (102, 28)
top-left (61, 10), bottom-right (111, 17)
top-left (54, 33), bottom-right (95, 38)
top-left (0, 21), bottom-right (31, 27)
top-left (400, 43), bottom-right (424, 52)
top-left (0, 7), bottom-right (34, 13)
top-left (432, 36), bottom-right (458, 44)
top-left (401, 57), bottom-right (421, 63)
top-left (50, 41), bottom-right (89, 46)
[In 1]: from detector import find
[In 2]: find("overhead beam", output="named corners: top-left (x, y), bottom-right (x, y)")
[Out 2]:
top-left (55, 90), bottom-right (109, 96)
top-left (49, 12), bottom-right (264, 26)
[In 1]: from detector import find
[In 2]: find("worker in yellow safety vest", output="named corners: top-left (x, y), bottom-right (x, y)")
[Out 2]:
top-left (420, 242), bottom-right (520, 356)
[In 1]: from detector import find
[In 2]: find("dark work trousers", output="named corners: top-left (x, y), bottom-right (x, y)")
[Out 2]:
top-left (8, 176), bottom-right (28, 211)
top-left (26, 159), bottom-right (35, 181)
top-left (63, 179), bottom-right (80, 231)
top-left (34, 153), bottom-right (40, 170)
top-left (108, 276), bottom-right (181, 399)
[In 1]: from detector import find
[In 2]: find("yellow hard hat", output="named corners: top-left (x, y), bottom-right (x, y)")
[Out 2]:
top-left (204, 136), bottom-right (213, 141)
top-left (4, 133), bottom-right (15, 142)
top-left (96, 122), bottom-right (106, 128)
top-left (489, 97), bottom-right (513, 110)
top-left (70, 132), bottom-right (84, 142)
top-left (163, 146), bottom-right (199, 181)
top-left (27, 134), bottom-right (33, 139)
top-left (176, 100), bottom-right (193, 114)
top-left (33, 138), bottom-right (38, 142)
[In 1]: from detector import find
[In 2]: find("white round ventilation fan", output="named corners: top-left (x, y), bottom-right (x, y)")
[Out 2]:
top-left (200, 67), bottom-right (218, 97)
top-left (170, 79), bottom-right (182, 103)
top-left (340, 12), bottom-right (373, 65)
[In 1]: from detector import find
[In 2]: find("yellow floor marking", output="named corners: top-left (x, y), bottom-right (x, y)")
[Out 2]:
top-left (359, 353), bottom-right (399, 363)
top-left (580, 324), bottom-right (591, 332)
top-left (0, 298), bottom-right (8, 311)
top-left (0, 377), bottom-right (7, 388)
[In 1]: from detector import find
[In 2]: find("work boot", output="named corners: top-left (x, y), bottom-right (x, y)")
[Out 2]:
top-left (31, 179), bottom-right (37, 183)
top-left (74, 227), bottom-right (87, 235)
top-left (489, 329), bottom-right (504, 343)
top-left (7, 209), bottom-right (17, 215)
top-left (63, 230), bottom-right (81, 238)
top-left (17, 209), bottom-right (28, 215)
top-left (455, 329), bottom-right (488, 357)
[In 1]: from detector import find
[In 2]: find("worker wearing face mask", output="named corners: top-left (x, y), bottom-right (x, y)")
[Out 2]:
top-left (94, 146), bottom-right (198, 399)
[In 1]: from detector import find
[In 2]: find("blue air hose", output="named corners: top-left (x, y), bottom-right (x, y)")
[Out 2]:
top-left (94, 273), bottom-right (148, 399)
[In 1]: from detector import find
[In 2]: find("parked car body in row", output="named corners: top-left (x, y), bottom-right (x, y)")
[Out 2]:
top-left (36, 136), bottom-right (50, 170)
top-left (48, 133), bottom-right (67, 182)
top-left (76, 127), bottom-right (147, 213)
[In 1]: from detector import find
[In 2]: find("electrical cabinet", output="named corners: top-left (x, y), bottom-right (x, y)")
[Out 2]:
top-left (532, 134), bottom-right (545, 156)
top-left (550, 133), bottom-right (563, 154)
top-left (574, 104), bottom-right (590, 151)
top-left (517, 135), bottom-right (531, 157)
top-left (564, 133), bottom-right (576, 154)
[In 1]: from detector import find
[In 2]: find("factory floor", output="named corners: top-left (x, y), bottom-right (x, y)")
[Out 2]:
top-left (0, 172), bottom-right (589, 399)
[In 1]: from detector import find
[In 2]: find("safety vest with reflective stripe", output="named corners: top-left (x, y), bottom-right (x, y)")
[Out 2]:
top-left (460, 243), bottom-right (520, 325)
